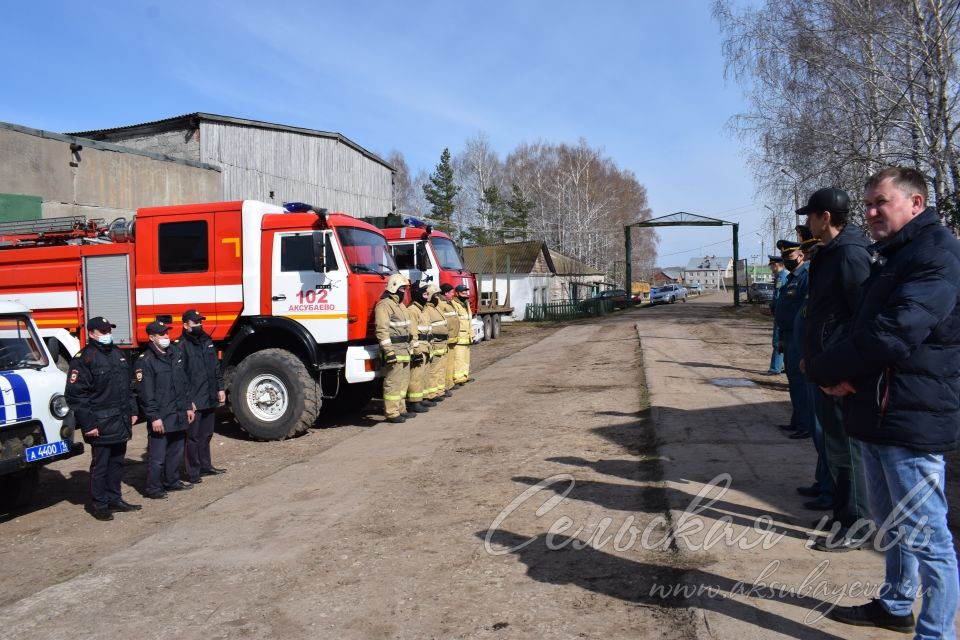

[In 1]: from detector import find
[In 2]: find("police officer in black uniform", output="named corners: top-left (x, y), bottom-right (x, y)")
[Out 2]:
top-left (136, 321), bottom-right (195, 499)
top-left (179, 309), bottom-right (226, 483)
top-left (65, 317), bottom-right (140, 521)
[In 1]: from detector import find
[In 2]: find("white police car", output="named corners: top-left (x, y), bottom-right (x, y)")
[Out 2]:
top-left (0, 302), bottom-right (81, 509)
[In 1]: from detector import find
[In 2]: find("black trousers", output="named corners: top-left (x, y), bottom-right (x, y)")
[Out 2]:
top-left (817, 392), bottom-right (870, 527)
top-left (146, 430), bottom-right (186, 494)
top-left (90, 442), bottom-right (126, 510)
top-left (184, 408), bottom-right (216, 479)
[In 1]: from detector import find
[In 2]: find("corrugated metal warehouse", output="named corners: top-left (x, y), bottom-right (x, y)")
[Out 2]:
top-left (70, 113), bottom-right (395, 219)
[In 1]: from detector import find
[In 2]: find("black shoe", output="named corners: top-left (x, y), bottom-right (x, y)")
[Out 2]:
top-left (796, 484), bottom-right (821, 497)
top-left (184, 476), bottom-right (203, 484)
top-left (788, 430), bottom-right (812, 439)
top-left (145, 491), bottom-right (168, 499)
top-left (92, 508), bottom-right (114, 521)
top-left (108, 499), bottom-right (142, 512)
top-left (387, 415), bottom-right (406, 424)
top-left (421, 399), bottom-right (437, 407)
top-left (778, 423), bottom-right (797, 431)
top-left (402, 412), bottom-right (417, 419)
top-left (409, 403), bottom-right (429, 413)
top-left (827, 599), bottom-right (915, 633)
top-left (164, 482), bottom-right (193, 491)
top-left (802, 497), bottom-right (834, 511)
top-left (200, 467), bottom-right (226, 476)
top-left (811, 528), bottom-right (871, 552)
top-left (444, 390), bottom-right (453, 397)
top-left (430, 396), bottom-right (444, 403)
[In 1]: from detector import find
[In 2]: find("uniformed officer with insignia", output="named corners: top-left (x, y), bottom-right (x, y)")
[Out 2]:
top-left (774, 239), bottom-right (811, 439)
top-left (179, 309), bottom-right (226, 483)
top-left (65, 316), bottom-right (140, 521)
top-left (136, 321), bottom-right (195, 499)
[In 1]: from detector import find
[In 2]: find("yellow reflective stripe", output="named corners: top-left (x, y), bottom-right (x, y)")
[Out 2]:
top-left (432, 349), bottom-right (447, 356)
top-left (457, 338), bottom-right (471, 345)
top-left (383, 393), bottom-right (404, 401)
top-left (396, 355), bottom-right (411, 362)
top-left (407, 392), bottom-right (423, 399)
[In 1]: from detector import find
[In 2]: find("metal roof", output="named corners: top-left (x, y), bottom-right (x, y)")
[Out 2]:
top-left (67, 112), bottom-right (394, 172)
top-left (547, 250), bottom-right (604, 276)
top-left (0, 121), bottom-right (220, 171)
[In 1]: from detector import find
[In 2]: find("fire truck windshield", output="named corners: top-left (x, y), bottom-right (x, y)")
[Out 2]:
top-left (0, 315), bottom-right (49, 370)
top-left (430, 237), bottom-right (464, 270)
top-left (337, 227), bottom-right (397, 275)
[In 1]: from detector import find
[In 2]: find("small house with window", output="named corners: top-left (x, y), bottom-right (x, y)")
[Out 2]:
top-left (461, 241), bottom-right (605, 320)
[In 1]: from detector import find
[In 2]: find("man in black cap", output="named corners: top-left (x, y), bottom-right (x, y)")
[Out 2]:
top-left (135, 321), bottom-right (195, 499)
top-left (179, 309), bottom-right (225, 482)
top-left (798, 186), bottom-right (872, 551)
top-left (65, 317), bottom-right (141, 520)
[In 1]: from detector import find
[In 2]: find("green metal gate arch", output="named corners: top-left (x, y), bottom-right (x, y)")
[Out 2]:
top-left (625, 211), bottom-right (741, 307)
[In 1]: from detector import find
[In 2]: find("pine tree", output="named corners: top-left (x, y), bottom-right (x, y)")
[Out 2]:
top-left (422, 148), bottom-right (460, 236)
top-left (504, 181), bottom-right (532, 241)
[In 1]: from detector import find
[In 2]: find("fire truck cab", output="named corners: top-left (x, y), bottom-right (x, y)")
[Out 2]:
top-left (0, 201), bottom-right (397, 441)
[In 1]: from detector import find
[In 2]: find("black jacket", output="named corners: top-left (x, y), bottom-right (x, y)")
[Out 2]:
top-left (807, 209), bottom-right (960, 453)
top-left (774, 262), bottom-right (808, 335)
top-left (805, 223), bottom-right (872, 359)
top-left (135, 343), bottom-right (191, 433)
top-left (179, 329), bottom-right (224, 410)
top-left (64, 342), bottom-right (137, 446)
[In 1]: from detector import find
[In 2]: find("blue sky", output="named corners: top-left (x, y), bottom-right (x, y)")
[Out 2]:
top-left (1, 0), bottom-right (770, 266)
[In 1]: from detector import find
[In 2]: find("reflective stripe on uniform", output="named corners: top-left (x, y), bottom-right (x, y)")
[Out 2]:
top-left (389, 319), bottom-right (410, 327)
top-left (383, 393), bottom-right (405, 401)
top-left (406, 391), bottom-right (423, 400)
top-left (396, 354), bottom-right (411, 362)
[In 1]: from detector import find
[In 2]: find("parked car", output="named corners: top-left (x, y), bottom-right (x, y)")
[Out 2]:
top-left (581, 289), bottom-right (631, 311)
top-left (746, 282), bottom-right (775, 304)
top-left (649, 284), bottom-right (687, 305)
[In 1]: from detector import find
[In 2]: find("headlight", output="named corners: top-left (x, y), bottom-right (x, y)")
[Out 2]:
top-left (50, 394), bottom-right (70, 419)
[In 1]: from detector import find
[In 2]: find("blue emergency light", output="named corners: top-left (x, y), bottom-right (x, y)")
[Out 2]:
top-left (284, 202), bottom-right (328, 226)
top-left (402, 216), bottom-right (433, 235)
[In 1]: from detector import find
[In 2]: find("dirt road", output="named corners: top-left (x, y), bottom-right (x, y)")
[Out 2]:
top-left (1, 314), bottom-right (693, 639)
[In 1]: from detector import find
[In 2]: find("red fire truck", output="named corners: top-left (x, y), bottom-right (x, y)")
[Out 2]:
top-left (363, 215), bottom-right (514, 340)
top-left (0, 201), bottom-right (397, 440)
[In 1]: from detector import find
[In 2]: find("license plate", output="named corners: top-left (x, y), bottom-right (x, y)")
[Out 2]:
top-left (25, 440), bottom-right (69, 463)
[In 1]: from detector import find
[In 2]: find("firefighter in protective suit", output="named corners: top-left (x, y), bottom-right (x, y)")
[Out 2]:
top-left (437, 283), bottom-right (460, 394)
top-left (453, 283), bottom-right (473, 384)
top-left (422, 284), bottom-right (449, 403)
top-left (375, 274), bottom-right (414, 423)
top-left (404, 285), bottom-right (434, 413)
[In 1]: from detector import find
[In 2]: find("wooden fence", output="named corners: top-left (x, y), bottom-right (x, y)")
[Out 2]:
top-left (524, 299), bottom-right (615, 321)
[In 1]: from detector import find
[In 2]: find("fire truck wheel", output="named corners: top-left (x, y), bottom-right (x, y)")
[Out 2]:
top-left (230, 349), bottom-right (320, 441)
top-left (491, 314), bottom-right (502, 339)
top-left (0, 468), bottom-right (39, 510)
top-left (482, 315), bottom-right (492, 340)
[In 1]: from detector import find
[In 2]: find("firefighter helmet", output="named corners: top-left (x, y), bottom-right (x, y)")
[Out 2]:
top-left (386, 273), bottom-right (409, 294)
top-left (424, 284), bottom-right (441, 298)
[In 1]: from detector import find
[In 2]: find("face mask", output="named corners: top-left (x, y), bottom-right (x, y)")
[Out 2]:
top-left (97, 333), bottom-right (113, 346)
top-left (157, 337), bottom-right (171, 349)
top-left (784, 258), bottom-right (800, 271)
top-left (190, 325), bottom-right (205, 336)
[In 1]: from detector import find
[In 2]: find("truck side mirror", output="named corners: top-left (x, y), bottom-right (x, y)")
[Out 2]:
top-left (312, 231), bottom-right (327, 272)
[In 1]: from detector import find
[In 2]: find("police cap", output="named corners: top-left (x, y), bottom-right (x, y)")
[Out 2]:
top-left (86, 316), bottom-right (116, 332)
top-left (455, 284), bottom-right (469, 292)
top-left (776, 239), bottom-right (801, 252)
top-left (440, 283), bottom-right (454, 293)
top-left (146, 321), bottom-right (170, 336)
top-left (768, 255), bottom-right (784, 264)
top-left (182, 308), bottom-right (206, 323)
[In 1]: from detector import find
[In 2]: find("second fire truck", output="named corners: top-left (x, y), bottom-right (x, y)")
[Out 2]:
top-left (0, 201), bottom-right (397, 440)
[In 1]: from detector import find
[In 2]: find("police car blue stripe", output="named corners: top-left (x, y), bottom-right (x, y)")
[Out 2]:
top-left (0, 372), bottom-right (31, 421)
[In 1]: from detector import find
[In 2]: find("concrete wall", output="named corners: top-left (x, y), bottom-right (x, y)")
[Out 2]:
top-left (0, 123), bottom-right (221, 222)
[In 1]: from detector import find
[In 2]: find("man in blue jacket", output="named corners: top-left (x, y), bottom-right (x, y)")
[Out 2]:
top-left (773, 240), bottom-right (809, 438)
top-left (808, 167), bottom-right (960, 637)
top-left (767, 255), bottom-right (787, 375)
top-left (800, 187), bottom-right (872, 549)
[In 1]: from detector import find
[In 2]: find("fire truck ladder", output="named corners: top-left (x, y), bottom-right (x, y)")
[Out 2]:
top-left (0, 215), bottom-right (111, 248)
